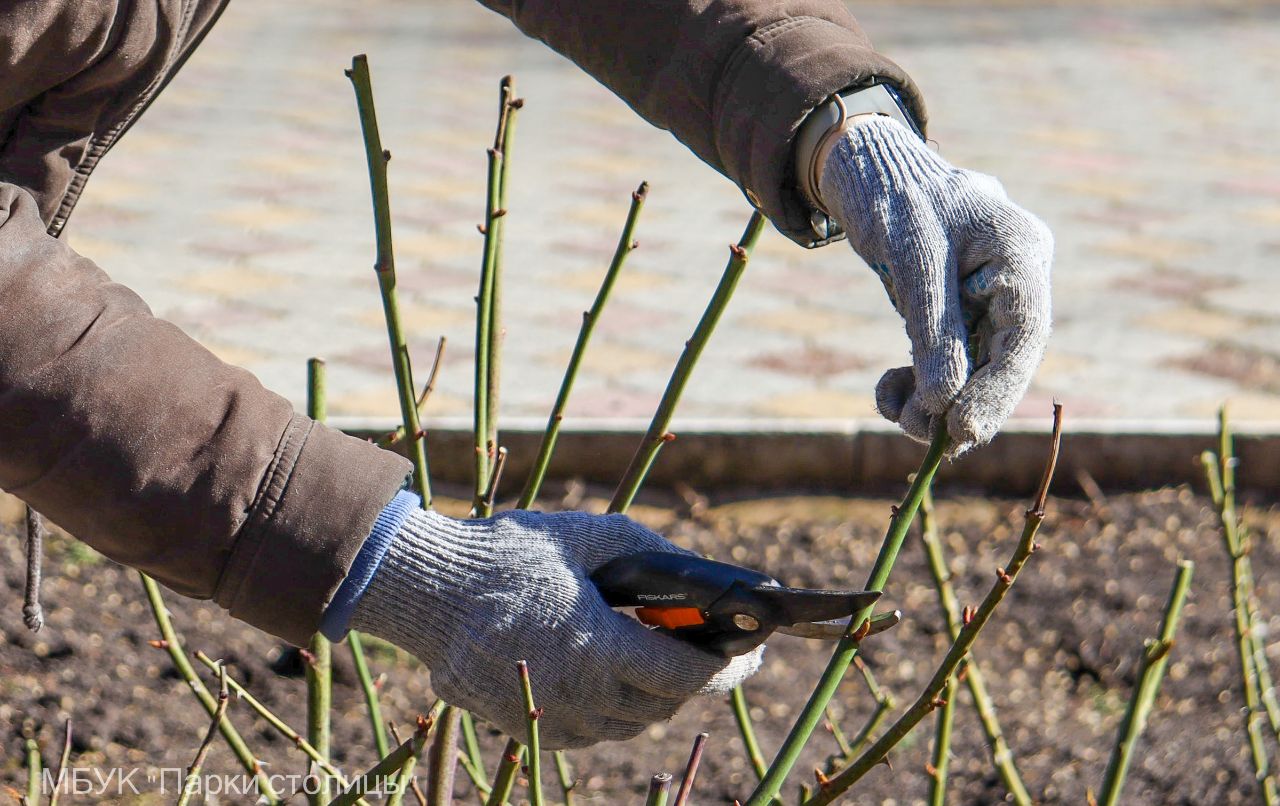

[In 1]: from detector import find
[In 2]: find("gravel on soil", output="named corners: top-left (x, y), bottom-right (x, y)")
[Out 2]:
top-left (2, 482), bottom-right (1278, 805)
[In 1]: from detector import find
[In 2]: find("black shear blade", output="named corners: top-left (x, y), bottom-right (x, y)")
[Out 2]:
top-left (750, 586), bottom-right (881, 627)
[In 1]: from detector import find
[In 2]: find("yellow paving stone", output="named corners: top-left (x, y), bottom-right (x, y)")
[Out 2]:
top-left (740, 308), bottom-right (861, 339)
top-left (352, 301), bottom-right (474, 332)
top-left (64, 234), bottom-right (128, 262)
top-left (177, 266), bottom-right (289, 297)
top-left (1244, 205), bottom-right (1280, 226)
top-left (76, 178), bottom-right (155, 204)
top-left (1021, 127), bottom-right (1109, 149)
top-left (559, 267), bottom-right (668, 294)
top-left (568, 341), bottom-right (671, 374)
top-left (197, 340), bottom-right (270, 367)
top-left (329, 386), bottom-right (470, 418)
top-left (1051, 178), bottom-right (1144, 203)
top-left (1180, 393), bottom-right (1280, 421)
top-left (751, 389), bottom-right (877, 419)
top-left (239, 153), bottom-right (323, 179)
top-left (1037, 350), bottom-right (1093, 378)
top-left (395, 232), bottom-right (483, 262)
top-left (563, 154), bottom-right (635, 178)
top-left (1133, 305), bottom-right (1242, 341)
top-left (1094, 235), bottom-right (1206, 264)
top-left (212, 200), bottom-right (318, 230)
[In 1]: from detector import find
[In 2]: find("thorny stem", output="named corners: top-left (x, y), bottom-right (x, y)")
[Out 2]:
top-left (485, 77), bottom-right (521, 489)
top-left (24, 737), bottom-right (40, 806)
top-left (47, 719), bottom-right (72, 806)
top-left (672, 732), bottom-right (708, 806)
top-left (348, 632), bottom-right (391, 758)
top-left (23, 506), bottom-right (44, 632)
top-left (608, 212), bottom-right (766, 513)
top-left (459, 711), bottom-right (487, 795)
top-left (331, 715), bottom-right (435, 806)
top-left (553, 751), bottom-right (578, 806)
top-left (427, 707), bottom-right (463, 806)
top-left (516, 661), bottom-right (545, 806)
top-left (918, 485), bottom-right (1031, 804)
top-left (346, 54), bottom-right (432, 505)
top-left (191, 652), bottom-right (360, 796)
top-left (484, 739), bottom-right (524, 806)
top-left (1097, 560), bottom-right (1194, 806)
top-left (743, 425), bottom-right (951, 806)
top-left (927, 675), bottom-right (957, 806)
top-left (1204, 404), bottom-right (1280, 804)
top-left (306, 359), bottom-right (334, 806)
top-left (730, 686), bottom-right (770, 782)
top-left (389, 723), bottom-right (433, 806)
top-left (178, 665), bottom-right (229, 806)
top-left (377, 337), bottom-right (447, 450)
top-left (473, 78), bottom-right (521, 510)
top-left (517, 182), bottom-right (649, 508)
top-left (645, 773), bottom-right (673, 806)
top-left (139, 575), bottom-right (279, 803)
top-left (802, 404), bottom-right (1063, 806)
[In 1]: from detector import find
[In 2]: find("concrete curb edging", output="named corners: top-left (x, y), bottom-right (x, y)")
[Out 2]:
top-left (327, 416), bottom-right (1280, 495)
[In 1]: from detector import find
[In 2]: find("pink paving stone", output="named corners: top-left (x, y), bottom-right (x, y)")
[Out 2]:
top-left (747, 345), bottom-right (870, 379)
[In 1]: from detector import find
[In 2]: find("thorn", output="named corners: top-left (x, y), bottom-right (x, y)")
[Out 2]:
top-left (1032, 541), bottom-right (1042, 553)
top-left (477, 224), bottom-right (487, 235)
top-left (729, 243), bottom-right (747, 259)
top-left (930, 696), bottom-right (948, 709)
top-left (382, 149), bottom-right (391, 162)
top-left (962, 605), bottom-right (975, 625)
top-left (509, 98), bottom-right (526, 110)
top-left (505, 752), bottom-right (520, 764)
top-left (343, 69), bottom-right (353, 78)
top-left (661, 432), bottom-right (677, 443)
top-left (925, 763), bottom-right (937, 778)
top-left (996, 567), bottom-right (1013, 584)
top-left (851, 619), bottom-right (872, 641)
top-left (413, 428), bottom-right (427, 442)
top-left (582, 311), bottom-right (591, 322)
top-left (416, 713), bottom-right (432, 732)
top-left (299, 649), bottom-right (317, 666)
top-left (813, 768), bottom-right (829, 786)
top-left (529, 707), bottom-right (544, 721)
top-left (631, 240), bottom-right (640, 250)
top-left (487, 147), bottom-right (500, 158)
top-left (880, 756), bottom-right (893, 771)
top-left (890, 505), bottom-right (901, 516)
top-left (493, 208), bottom-right (508, 218)
top-left (148, 639), bottom-right (168, 649)
top-left (553, 413), bottom-right (564, 423)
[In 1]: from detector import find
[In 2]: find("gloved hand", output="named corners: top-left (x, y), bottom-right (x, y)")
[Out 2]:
top-left (350, 508), bottom-right (761, 749)
top-left (818, 116), bottom-right (1053, 454)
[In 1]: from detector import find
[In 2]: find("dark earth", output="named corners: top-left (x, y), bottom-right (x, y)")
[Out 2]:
top-left (3, 477), bottom-right (1279, 805)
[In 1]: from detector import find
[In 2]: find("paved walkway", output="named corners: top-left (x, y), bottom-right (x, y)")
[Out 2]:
top-left (64, 1), bottom-right (1280, 424)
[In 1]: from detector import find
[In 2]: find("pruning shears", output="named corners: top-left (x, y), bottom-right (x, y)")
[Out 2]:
top-left (591, 551), bottom-right (902, 657)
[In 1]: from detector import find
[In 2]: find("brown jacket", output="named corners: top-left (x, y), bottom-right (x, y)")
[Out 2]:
top-left (0, 0), bottom-right (923, 645)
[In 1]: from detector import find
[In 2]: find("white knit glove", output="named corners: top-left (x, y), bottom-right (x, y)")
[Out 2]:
top-left (350, 509), bottom-right (761, 749)
top-left (819, 116), bottom-right (1053, 454)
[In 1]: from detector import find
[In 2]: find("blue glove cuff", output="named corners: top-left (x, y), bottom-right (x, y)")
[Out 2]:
top-left (319, 489), bottom-right (420, 641)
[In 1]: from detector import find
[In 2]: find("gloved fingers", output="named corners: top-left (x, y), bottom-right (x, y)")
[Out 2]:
top-left (610, 607), bottom-right (760, 700)
top-left (537, 511), bottom-right (694, 571)
top-left (875, 366), bottom-right (935, 444)
top-left (698, 647), bottom-right (764, 695)
top-left (876, 207), bottom-right (971, 418)
top-left (948, 209), bottom-right (1053, 450)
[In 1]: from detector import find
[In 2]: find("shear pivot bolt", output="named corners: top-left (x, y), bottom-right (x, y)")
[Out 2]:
top-left (732, 613), bottom-right (760, 631)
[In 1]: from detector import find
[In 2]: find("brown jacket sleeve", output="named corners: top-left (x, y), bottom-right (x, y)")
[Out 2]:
top-left (0, 184), bottom-right (411, 645)
top-left (477, 0), bottom-right (926, 244)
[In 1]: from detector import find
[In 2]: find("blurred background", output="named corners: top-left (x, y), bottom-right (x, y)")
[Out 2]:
top-left (64, 0), bottom-right (1280, 426)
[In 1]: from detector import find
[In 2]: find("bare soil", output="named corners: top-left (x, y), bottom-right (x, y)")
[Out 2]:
top-left (3, 482), bottom-right (1279, 805)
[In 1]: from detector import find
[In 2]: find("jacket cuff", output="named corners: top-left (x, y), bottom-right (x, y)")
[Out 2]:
top-left (213, 414), bottom-right (413, 646)
top-left (319, 489), bottom-right (421, 641)
top-left (711, 16), bottom-right (927, 248)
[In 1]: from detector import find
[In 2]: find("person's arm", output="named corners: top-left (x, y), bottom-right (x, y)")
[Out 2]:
top-left (475, 0), bottom-right (926, 246)
top-left (0, 184), bottom-right (412, 644)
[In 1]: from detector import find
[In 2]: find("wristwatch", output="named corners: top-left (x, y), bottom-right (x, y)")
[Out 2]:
top-left (793, 83), bottom-right (924, 242)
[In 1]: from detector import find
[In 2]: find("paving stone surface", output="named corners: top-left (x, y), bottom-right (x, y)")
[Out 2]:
top-left (63, 0), bottom-right (1280, 425)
